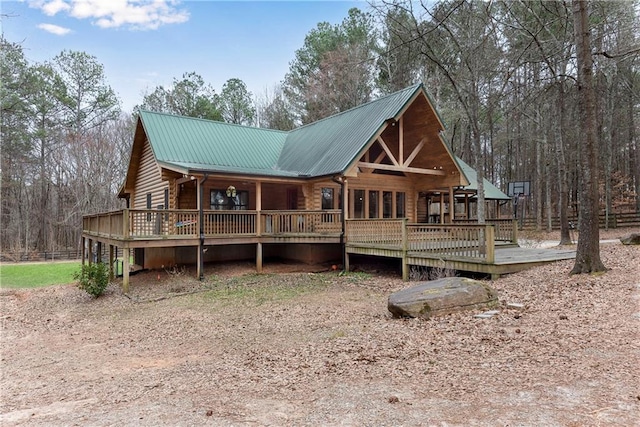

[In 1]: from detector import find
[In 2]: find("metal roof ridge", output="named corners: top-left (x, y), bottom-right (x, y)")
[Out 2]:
top-left (138, 109), bottom-right (289, 134)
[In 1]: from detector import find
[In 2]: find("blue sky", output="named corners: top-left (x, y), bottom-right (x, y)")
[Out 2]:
top-left (1, 0), bottom-right (367, 112)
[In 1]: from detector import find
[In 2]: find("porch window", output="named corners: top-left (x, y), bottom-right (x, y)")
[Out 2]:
top-left (210, 189), bottom-right (248, 210)
top-left (369, 191), bottom-right (379, 218)
top-left (383, 191), bottom-right (393, 218)
top-left (353, 190), bottom-right (365, 218)
top-left (396, 192), bottom-right (406, 218)
top-left (321, 188), bottom-right (334, 210)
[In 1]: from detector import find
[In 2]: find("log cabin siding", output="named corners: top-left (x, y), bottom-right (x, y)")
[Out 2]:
top-left (133, 139), bottom-right (168, 210)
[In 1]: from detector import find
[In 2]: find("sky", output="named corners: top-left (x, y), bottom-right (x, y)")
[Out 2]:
top-left (1, 0), bottom-right (366, 112)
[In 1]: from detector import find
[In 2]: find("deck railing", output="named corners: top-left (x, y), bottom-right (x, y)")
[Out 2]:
top-left (83, 210), bottom-right (499, 262)
top-left (454, 218), bottom-right (517, 243)
top-left (82, 209), bottom-right (342, 239)
top-left (346, 219), bottom-right (495, 263)
top-left (345, 218), bottom-right (405, 247)
top-left (261, 210), bottom-right (342, 235)
top-left (406, 224), bottom-right (494, 262)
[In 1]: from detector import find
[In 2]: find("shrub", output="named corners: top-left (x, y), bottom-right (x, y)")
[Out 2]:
top-left (74, 263), bottom-right (109, 298)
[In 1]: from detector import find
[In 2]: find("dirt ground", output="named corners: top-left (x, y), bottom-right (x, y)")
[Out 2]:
top-left (1, 228), bottom-right (639, 426)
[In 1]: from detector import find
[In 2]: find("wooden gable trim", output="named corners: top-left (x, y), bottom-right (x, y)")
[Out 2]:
top-left (357, 161), bottom-right (446, 176)
top-left (403, 138), bottom-right (426, 167)
top-left (118, 118), bottom-right (146, 198)
top-left (343, 86), bottom-right (460, 180)
top-left (377, 136), bottom-right (400, 166)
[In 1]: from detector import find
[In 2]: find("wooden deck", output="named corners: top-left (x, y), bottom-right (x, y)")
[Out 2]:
top-left (82, 210), bottom-right (574, 287)
top-left (345, 219), bottom-right (576, 279)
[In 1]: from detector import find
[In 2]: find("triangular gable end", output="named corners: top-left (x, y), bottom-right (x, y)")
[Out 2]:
top-left (344, 87), bottom-right (468, 188)
top-left (119, 117), bottom-right (155, 199)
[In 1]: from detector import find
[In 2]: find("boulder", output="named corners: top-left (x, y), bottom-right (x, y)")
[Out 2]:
top-left (388, 277), bottom-right (498, 319)
top-left (620, 233), bottom-right (640, 245)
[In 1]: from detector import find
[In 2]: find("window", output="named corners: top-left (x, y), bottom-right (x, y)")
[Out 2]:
top-left (369, 191), bottom-right (379, 218)
top-left (396, 192), bottom-right (406, 218)
top-left (383, 191), bottom-right (392, 218)
top-left (321, 188), bottom-right (334, 210)
top-left (353, 190), bottom-right (365, 218)
top-left (210, 189), bottom-right (248, 210)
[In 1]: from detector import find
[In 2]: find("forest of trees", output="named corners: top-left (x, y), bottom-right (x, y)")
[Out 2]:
top-left (1, 1), bottom-right (638, 270)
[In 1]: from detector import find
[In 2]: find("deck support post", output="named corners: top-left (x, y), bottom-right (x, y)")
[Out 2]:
top-left (401, 218), bottom-right (409, 281)
top-left (485, 225), bottom-right (495, 264)
top-left (511, 219), bottom-right (518, 244)
top-left (81, 237), bottom-right (86, 267)
top-left (96, 241), bottom-right (102, 264)
top-left (122, 247), bottom-right (130, 294)
top-left (108, 245), bottom-right (115, 281)
top-left (345, 251), bottom-right (350, 273)
top-left (87, 238), bottom-right (93, 265)
top-left (256, 242), bottom-right (263, 273)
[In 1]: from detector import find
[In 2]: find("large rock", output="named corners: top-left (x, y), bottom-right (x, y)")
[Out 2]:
top-left (388, 277), bottom-right (498, 319)
top-left (620, 233), bottom-right (640, 245)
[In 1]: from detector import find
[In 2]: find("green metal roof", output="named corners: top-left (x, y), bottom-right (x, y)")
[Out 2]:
top-left (455, 157), bottom-right (510, 200)
top-left (277, 84), bottom-right (423, 176)
top-left (138, 85), bottom-right (508, 192)
top-left (137, 84), bottom-right (426, 178)
top-left (138, 110), bottom-right (289, 176)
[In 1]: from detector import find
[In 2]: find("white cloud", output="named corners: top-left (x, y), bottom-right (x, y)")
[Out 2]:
top-left (29, 0), bottom-right (70, 16)
top-left (28, 0), bottom-right (189, 30)
top-left (37, 23), bottom-right (72, 35)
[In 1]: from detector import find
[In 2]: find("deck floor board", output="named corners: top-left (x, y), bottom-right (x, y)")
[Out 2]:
top-left (493, 247), bottom-right (576, 265)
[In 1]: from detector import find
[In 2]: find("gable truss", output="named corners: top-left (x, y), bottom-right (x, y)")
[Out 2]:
top-left (357, 124), bottom-right (444, 176)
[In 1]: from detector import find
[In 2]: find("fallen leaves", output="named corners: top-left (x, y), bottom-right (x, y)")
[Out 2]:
top-left (1, 237), bottom-right (639, 425)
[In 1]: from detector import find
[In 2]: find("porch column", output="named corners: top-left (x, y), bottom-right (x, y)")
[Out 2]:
top-left (449, 186), bottom-right (454, 223)
top-left (341, 178), bottom-right (348, 271)
top-left (256, 181), bottom-right (262, 273)
top-left (122, 247), bottom-right (130, 293)
top-left (197, 174), bottom-right (208, 281)
top-left (439, 193), bottom-right (445, 224)
top-left (464, 194), bottom-right (469, 220)
top-left (256, 181), bottom-right (262, 234)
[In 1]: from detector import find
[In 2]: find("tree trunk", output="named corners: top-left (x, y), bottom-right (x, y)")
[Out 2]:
top-left (555, 83), bottom-right (572, 244)
top-left (535, 107), bottom-right (543, 231)
top-left (570, 0), bottom-right (606, 274)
